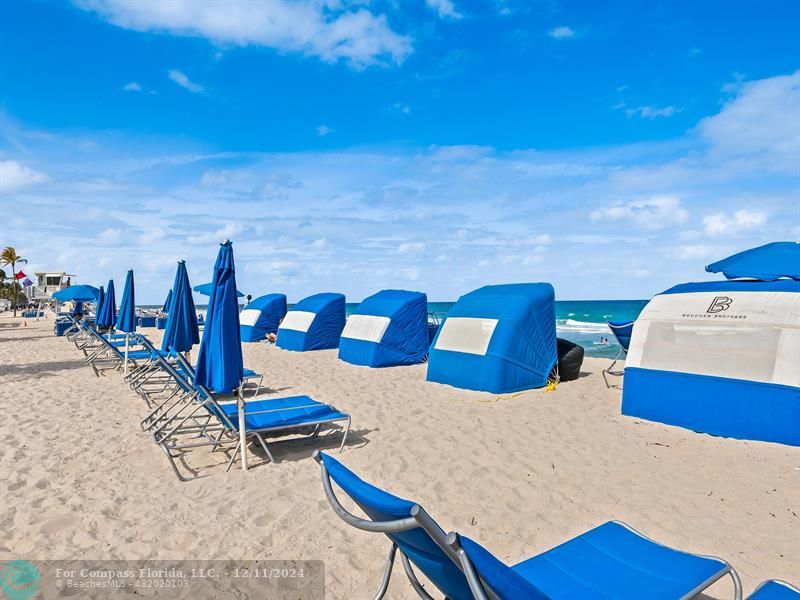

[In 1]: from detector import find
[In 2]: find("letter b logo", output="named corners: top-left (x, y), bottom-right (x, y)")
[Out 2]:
top-left (707, 296), bottom-right (733, 313)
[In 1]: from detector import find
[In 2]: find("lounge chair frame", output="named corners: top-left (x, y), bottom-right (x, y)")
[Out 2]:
top-left (150, 355), bottom-right (350, 481)
top-left (313, 452), bottom-right (742, 600)
top-left (749, 580), bottom-right (800, 598)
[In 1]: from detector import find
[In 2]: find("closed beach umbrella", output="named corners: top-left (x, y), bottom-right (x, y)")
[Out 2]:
top-left (162, 260), bottom-right (199, 353)
top-left (163, 288), bottom-right (173, 313)
top-left (96, 279), bottom-right (116, 329)
top-left (95, 286), bottom-right (105, 320)
top-left (194, 241), bottom-right (246, 468)
top-left (116, 269), bottom-right (136, 373)
top-left (194, 241), bottom-right (243, 393)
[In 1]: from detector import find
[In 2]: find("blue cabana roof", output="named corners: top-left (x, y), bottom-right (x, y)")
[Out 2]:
top-left (52, 284), bottom-right (100, 302)
top-left (427, 283), bottom-right (558, 393)
top-left (240, 293), bottom-right (288, 342)
top-left (276, 292), bottom-right (345, 352)
top-left (705, 241), bottom-right (800, 281)
top-left (338, 289), bottom-right (429, 367)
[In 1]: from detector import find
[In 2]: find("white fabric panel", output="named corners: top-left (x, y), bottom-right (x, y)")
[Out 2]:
top-left (627, 291), bottom-right (800, 387)
top-left (239, 309), bottom-right (261, 327)
top-left (434, 317), bottom-right (498, 356)
top-left (638, 291), bottom-right (800, 327)
top-left (341, 314), bottom-right (391, 343)
top-left (278, 310), bottom-right (316, 333)
top-left (773, 328), bottom-right (800, 387)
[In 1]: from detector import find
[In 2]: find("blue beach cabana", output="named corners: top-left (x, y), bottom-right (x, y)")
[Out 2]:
top-left (276, 293), bottom-right (345, 352)
top-left (240, 293), bottom-right (288, 342)
top-left (426, 283), bottom-right (558, 393)
top-left (338, 289), bottom-right (429, 367)
top-left (622, 278), bottom-right (800, 446)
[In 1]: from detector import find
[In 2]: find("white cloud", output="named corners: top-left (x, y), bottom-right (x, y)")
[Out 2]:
top-left (403, 267), bottom-right (420, 281)
top-left (310, 237), bottom-right (327, 249)
top-left (523, 255), bottom-right (543, 266)
top-left (397, 242), bottom-right (426, 254)
top-left (123, 81), bottom-right (142, 92)
top-left (428, 144), bottom-right (494, 162)
top-left (3, 70), bottom-right (797, 302)
top-left (0, 160), bottom-right (48, 192)
top-left (317, 125), bottom-right (334, 137)
top-left (168, 69), bottom-right (203, 93)
top-left (671, 245), bottom-right (713, 260)
top-left (698, 70), bottom-right (800, 173)
top-left (516, 234), bottom-right (552, 247)
top-left (591, 195), bottom-right (689, 230)
top-left (425, 0), bottom-right (462, 20)
top-left (548, 26), bottom-right (575, 40)
top-left (186, 222), bottom-right (245, 245)
top-left (77, 0), bottom-right (413, 68)
top-left (703, 210), bottom-right (766, 237)
top-left (139, 226), bottom-right (167, 245)
top-left (625, 105), bottom-right (679, 119)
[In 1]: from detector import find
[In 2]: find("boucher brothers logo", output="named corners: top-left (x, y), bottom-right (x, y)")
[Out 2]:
top-left (707, 296), bottom-right (733, 314)
top-left (682, 295), bottom-right (745, 319)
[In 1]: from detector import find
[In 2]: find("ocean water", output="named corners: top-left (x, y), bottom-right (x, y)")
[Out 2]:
top-left (403, 300), bottom-right (646, 359)
top-left (142, 299), bottom-right (647, 359)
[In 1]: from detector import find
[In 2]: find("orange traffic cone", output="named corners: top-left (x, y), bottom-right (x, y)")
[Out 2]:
top-left (23, 320), bottom-right (28, 327)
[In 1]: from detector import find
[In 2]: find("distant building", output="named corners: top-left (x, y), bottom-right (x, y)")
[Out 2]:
top-left (25, 272), bottom-right (75, 301)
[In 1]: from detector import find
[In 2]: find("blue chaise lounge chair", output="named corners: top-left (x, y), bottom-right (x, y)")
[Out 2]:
top-left (313, 451), bottom-right (742, 599)
top-left (748, 580), bottom-right (800, 599)
top-left (602, 319), bottom-right (635, 387)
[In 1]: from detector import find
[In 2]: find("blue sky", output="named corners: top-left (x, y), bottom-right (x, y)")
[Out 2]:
top-left (1, 0), bottom-right (798, 302)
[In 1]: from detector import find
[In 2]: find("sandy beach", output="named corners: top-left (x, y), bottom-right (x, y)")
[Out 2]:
top-left (0, 313), bottom-right (797, 598)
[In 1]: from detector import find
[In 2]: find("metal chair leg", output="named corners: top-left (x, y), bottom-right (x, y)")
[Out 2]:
top-left (373, 543), bottom-right (397, 600)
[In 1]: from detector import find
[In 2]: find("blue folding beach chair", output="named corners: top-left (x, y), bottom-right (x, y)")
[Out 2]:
top-left (749, 580), bottom-right (800, 599)
top-left (145, 353), bottom-right (350, 481)
top-left (602, 319), bottom-right (635, 387)
top-left (313, 451), bottom-right (742, 599)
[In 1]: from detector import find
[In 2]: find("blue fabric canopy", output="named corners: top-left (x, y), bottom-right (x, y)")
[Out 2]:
top-left (95, 286), bottom-right (105, 318)
top-left (276, 292), bottom-right (346, 352)
top-left (240, 293), bottom-right (287, 342)
top-left (194, 241), bottom-right (244, 394)
top-left (427, 283), bottom-right (558, 393)
top-left (162, 261), bottom-right (199, 353)
top-left (338, 289), bottom-right (429, 367)
top-left (706, 241), bottom-right (800, 281)
top-left (96, 279), bottom-right (116, 328)
top-left (116, 270), bottom-right (136, 333)
top-left (52, 284), bottom-right (100, 302)
top-left (193, 281), bottom-right (245, 297)
top-left (163, 288), bottom-right (173, 313)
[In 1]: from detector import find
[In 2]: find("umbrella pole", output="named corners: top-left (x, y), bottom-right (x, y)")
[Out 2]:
top-left (124, 333), bottom-right (130, 374)
top-left (238, 386), bottom-right (247, 472)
